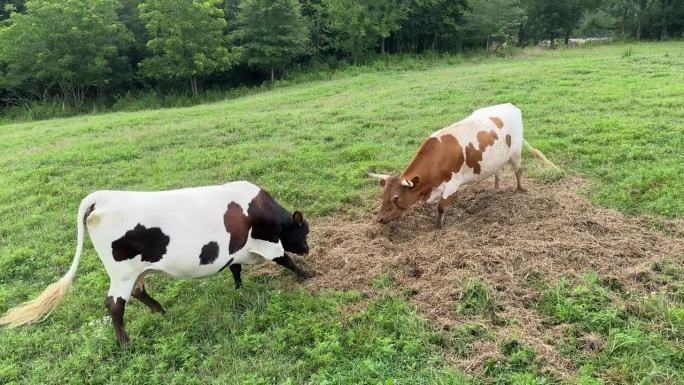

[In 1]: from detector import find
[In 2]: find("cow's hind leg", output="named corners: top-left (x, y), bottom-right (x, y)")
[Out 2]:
top-left (131, 274), bottom-right (165, 314)
top-left (106, 277), bottom-right (137, 344)
top-left (494, 172), bottom-right (501, 189)
top-left (509, 154), bottom-right (526, 192)
top-left (273, 254), bottom-right (312, 279)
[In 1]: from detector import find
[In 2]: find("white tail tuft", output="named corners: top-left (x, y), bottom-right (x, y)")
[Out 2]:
top-left (523, 140), bottom-right (559, 170)
top-left (0, 194), bottom-right (95, 328)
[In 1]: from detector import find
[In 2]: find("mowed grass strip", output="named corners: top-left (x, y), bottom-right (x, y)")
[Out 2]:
top-left (0, 42), bottom-right (683, 384)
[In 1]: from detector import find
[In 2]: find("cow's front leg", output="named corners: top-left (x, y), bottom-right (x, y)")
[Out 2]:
top-left (273, 254), bottom-right (312, 279)
top-left (437, 194), bottom-right (458, 229)
top-left (229, 264), bottom-right (242, 289)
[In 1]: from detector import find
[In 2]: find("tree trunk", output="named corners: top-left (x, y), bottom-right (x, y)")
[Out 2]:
top-left (517, 24), bottom-right (526, 47)
top-left (381, 37), bottom-right (385, 54)
top-left (636, 0), bottom-right (646, 40)
top-left (621, 6), bottom-right (629, 39)
top-left (661, 6), bottom-right (669, 40)
top-left (190, 76), bottom-right (198, 97)
top-left (564, 31), bottom-right (570, 45)
top-left (550, 32), bottom-right (556, 49)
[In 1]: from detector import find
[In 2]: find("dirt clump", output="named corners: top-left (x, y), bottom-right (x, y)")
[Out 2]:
top-left (253, 177), bottom-right (684, 378)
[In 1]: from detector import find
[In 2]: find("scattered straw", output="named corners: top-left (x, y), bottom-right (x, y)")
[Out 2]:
top-left (252, 177), bottom-right (684, 378)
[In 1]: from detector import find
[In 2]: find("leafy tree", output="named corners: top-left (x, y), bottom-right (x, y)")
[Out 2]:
top-left (323, 0), bottom-right (372, 63)
top-left (0, 0), bottom-right (132, 105)
top-left (119, 0), bottom-right (149, 79)
top-left (232, 0), bottom-right (309, 82)
top-left (300, 0), bottom-right (331, 58)
top-left (395, 0), bottom-right (468, 53)
top-left (464, 0), bottom-right (526, 48)
top-left (656, 0), bottom-right (684, 38)
top-left (522, 0), bottom-right (593, 48)
top-left (139, 0), bottom-right (238, 96)
top-left (324, 0), bottom-right (409, 61)
top-left (0, 0), bottom-right (24, 21)
top-left (367, 0), bottom-right (409, 54)
top-left (584, 0), bottom-right (684, 40)
top-left (222, 0), bottom-right (239, 22)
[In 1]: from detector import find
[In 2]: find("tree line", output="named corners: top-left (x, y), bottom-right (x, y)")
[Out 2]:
top-left (1, 0), bottom-right (683, 108)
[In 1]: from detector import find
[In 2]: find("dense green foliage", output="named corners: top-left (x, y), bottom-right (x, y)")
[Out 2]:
top-left (139, 0), bottom-right (238, 95)
top-left (0, 43), bottom-right (683, 384)
top-left (1, 0), bottom-right (683, 116)
top-left (0, 0), bottom-right (132, 105)
top-left (232, 0), bottom-right (309, 82)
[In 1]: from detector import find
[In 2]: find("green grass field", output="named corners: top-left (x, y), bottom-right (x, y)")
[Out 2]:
top-left (1, 42), bottom-right (683, 384)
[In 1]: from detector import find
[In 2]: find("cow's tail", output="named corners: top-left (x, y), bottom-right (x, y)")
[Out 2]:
top-left (0, 194), bottom-right (96, 328)
top-left (523, 140), bottom-right (559, 170)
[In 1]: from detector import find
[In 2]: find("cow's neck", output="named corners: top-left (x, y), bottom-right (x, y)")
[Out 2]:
top-left (401, 157), bottom-right (442, 196)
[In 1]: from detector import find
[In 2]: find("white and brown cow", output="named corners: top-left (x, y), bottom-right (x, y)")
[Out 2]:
top-left (0, 181), bottom-right (311, 343)
top-left (370, 103), bottom-right (557, 228)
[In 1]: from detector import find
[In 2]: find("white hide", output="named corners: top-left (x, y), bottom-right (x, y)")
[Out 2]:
top-left (427, 103), bottom-right (523, 203)
top-left (81, 181), bottom-right (284, 301)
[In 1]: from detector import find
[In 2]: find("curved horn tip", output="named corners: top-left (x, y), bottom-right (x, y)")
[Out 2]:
top-left (367, 172), bottom-right (390, 180)
top-left (401, 179), bottom-right (413, 187)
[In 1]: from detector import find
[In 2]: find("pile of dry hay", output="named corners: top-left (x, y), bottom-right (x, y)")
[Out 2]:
top-left (254, 177), bottom-right (684, 378)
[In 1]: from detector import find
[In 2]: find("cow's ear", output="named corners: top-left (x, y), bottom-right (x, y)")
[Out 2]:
top-left (410, 176), bottom-right (420, 187)
top-left (293, 211), bottom-right (304, 226)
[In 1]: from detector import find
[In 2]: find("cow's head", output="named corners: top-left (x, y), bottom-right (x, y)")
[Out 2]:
top-left (281, 211), bottom-right (310, 254)
top-left (368, 173), bottom-right (422, 223)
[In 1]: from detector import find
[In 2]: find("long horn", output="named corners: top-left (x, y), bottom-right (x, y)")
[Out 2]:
top-left (367, 172), bottom-right (390, 180)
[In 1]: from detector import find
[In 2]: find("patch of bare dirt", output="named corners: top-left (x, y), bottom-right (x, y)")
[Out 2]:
top-left (253, 177), bottom-right (684, 378)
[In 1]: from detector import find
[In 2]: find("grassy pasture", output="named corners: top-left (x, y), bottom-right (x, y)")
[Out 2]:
top-left (0, 42), bottom-right (683, 384)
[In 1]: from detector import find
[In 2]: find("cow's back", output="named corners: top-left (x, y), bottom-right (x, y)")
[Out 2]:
top-left (428, 103), bottom-right (523, 199)
top-left (469, 103), bottom-right (523, 147)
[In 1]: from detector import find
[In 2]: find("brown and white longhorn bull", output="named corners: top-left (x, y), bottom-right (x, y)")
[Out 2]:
top-left (369, 103), bottom-right (557, 228)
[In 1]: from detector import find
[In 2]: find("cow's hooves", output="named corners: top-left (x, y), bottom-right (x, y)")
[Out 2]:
top-left (516, 187), bottom-right (527, 193)
top-left (116, 335), bottom-right (130, 345)
top-left (297, 271), bottom-right (313, 280)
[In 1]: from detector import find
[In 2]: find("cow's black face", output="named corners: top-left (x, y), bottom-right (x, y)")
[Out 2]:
top-left (281, 211), bottom-right (309, 255)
